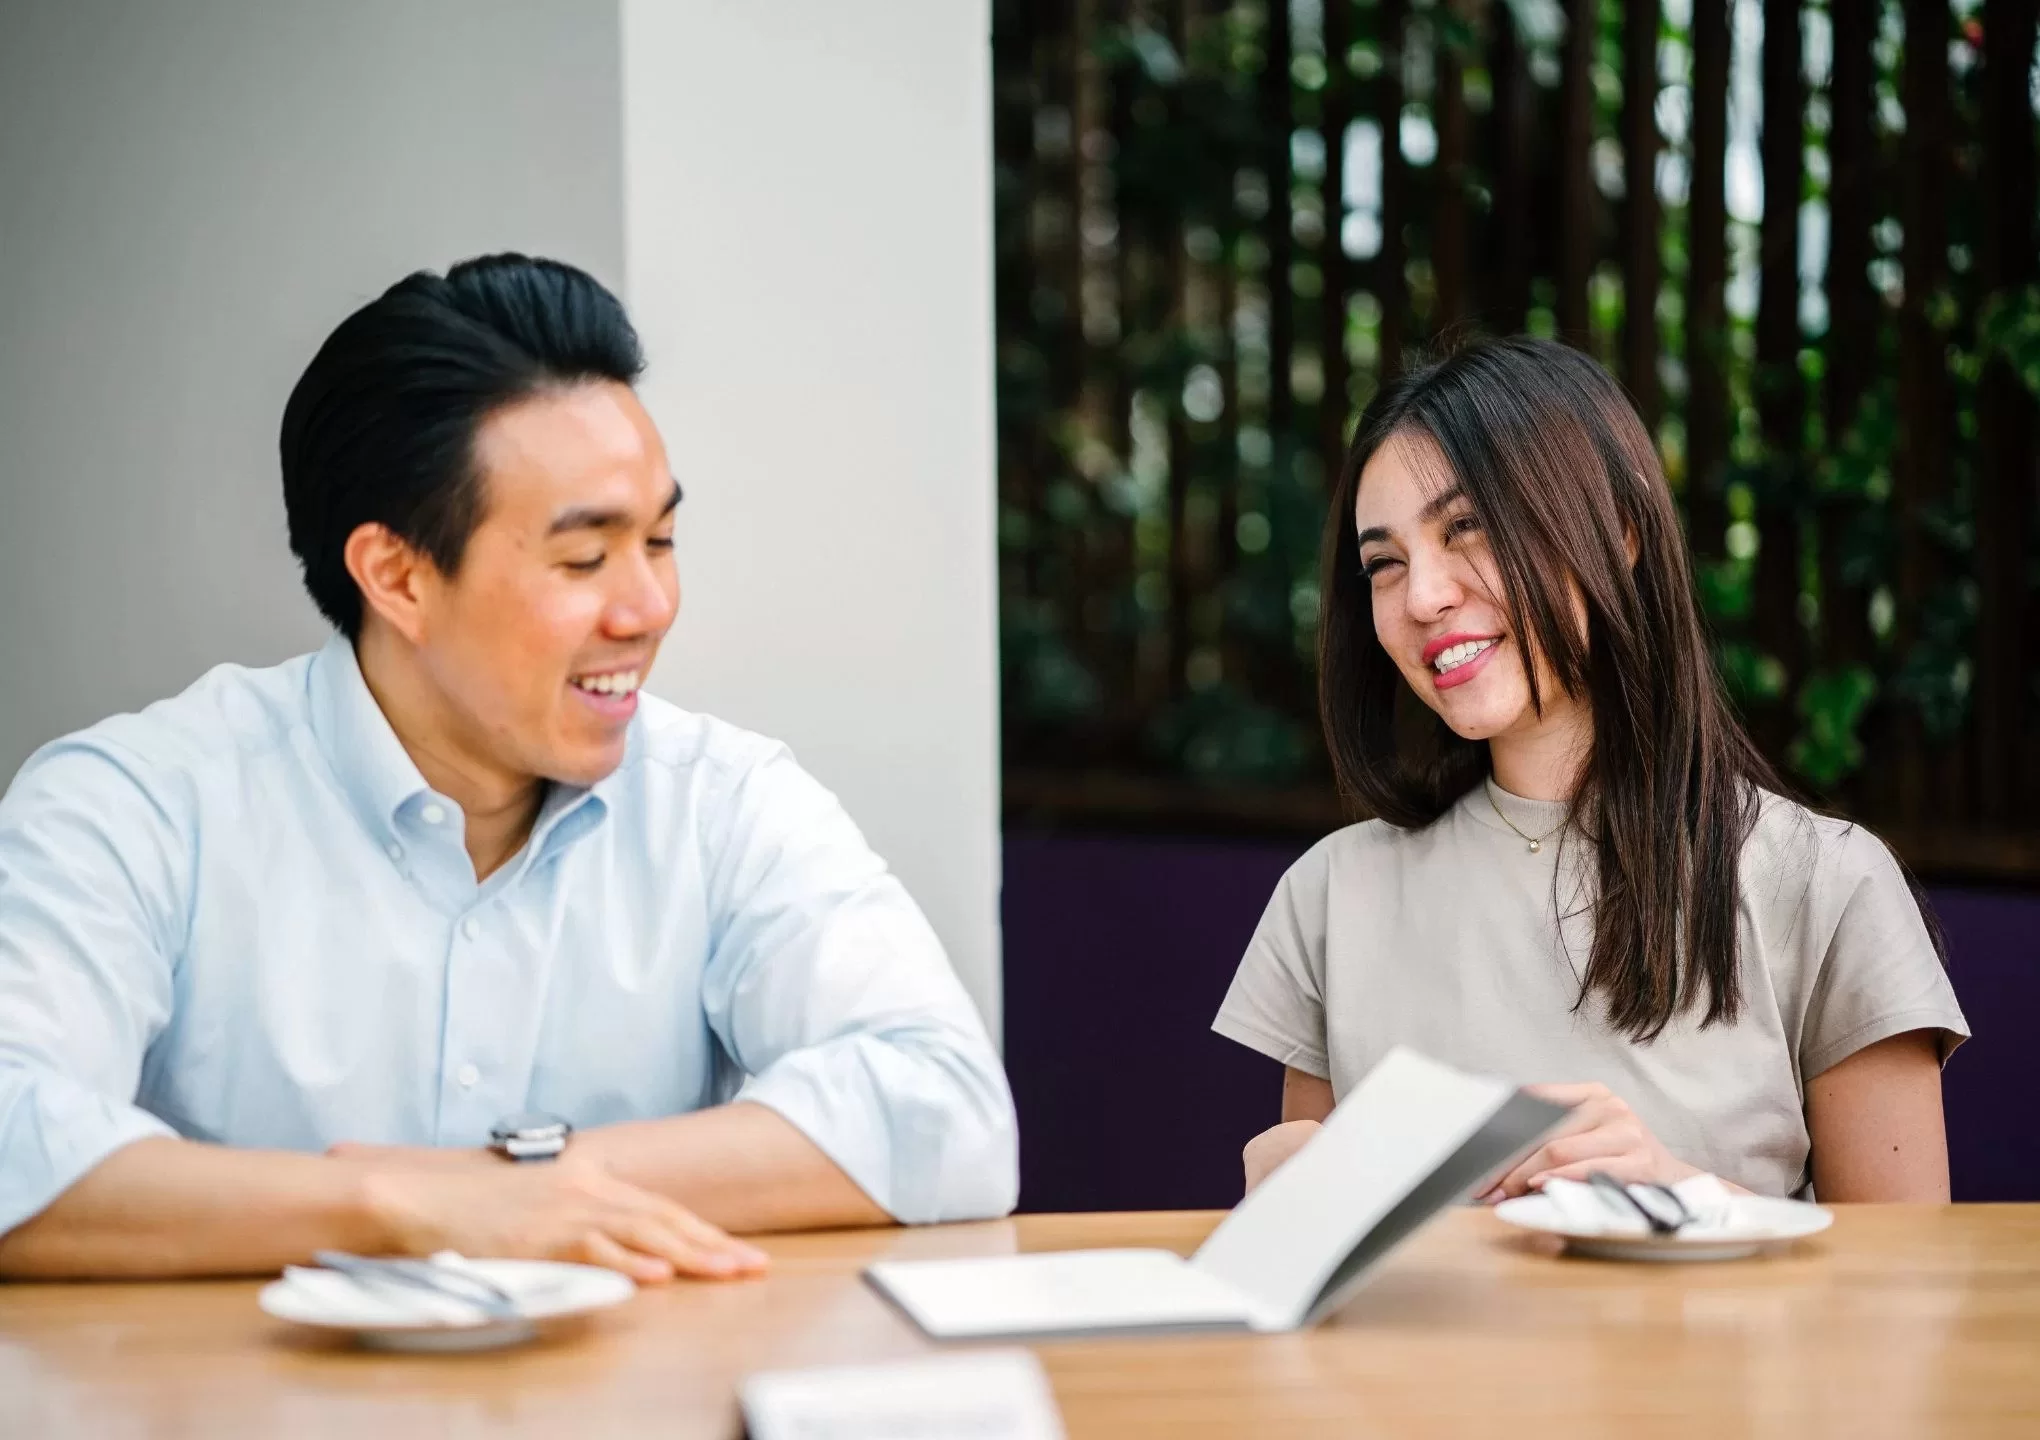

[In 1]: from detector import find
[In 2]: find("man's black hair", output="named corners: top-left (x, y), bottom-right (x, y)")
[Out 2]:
top-left (280, 252), bottom-right (646, 637)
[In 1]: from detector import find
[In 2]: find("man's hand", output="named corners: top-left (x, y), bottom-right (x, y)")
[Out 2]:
top-left (362, 1152), bottom-right (771, 1283)
top-left (1477, 1082), bottom-right (1699, 1202)
top-left (1242, 1119), bottom-right (1322, 1194)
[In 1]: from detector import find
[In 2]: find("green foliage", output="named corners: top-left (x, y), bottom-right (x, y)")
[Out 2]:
top-left (1148, 683), bottom-right (1317, 782)
top-left (1978, 285), bottom-right (2040, 398)
top-left (1792, 666), bottom-right (1878, 787)
top-left (992, 0), bottom-right (2040, 807)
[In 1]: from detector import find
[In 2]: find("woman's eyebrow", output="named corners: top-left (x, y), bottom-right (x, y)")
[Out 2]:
top-left (1357, 484), bottom-right (1467, 547)
top-left (1417, 484), bottom-right (1468, 523)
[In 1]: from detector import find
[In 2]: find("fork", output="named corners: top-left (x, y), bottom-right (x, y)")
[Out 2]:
top-left (1585, 1171), bottom-right (1691, 1235)
top-left (311, 1250), bottom-right (524, 1321)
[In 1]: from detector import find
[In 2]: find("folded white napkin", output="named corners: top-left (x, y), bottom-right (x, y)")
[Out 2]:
top-left (1537, 1173), bottom-right (1747, 1238)
top-left (276, 1252), bottom-right (522, 1328)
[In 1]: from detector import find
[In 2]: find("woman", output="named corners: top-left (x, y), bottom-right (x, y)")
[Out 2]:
top-left (1214, 337), bottom-right (1966, 1201)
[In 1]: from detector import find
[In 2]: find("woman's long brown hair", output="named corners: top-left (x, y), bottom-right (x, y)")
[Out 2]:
top-left (1319, 337), bottom-right (1782, 1041)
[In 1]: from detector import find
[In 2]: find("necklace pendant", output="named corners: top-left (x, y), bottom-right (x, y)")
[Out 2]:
top-left (1528, 839), bottom-right (1542, 854)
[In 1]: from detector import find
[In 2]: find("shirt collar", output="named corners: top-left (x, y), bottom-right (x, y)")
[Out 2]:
top-left (305, 634), bottom-right (618, 860)
top-left (306, 634), bottom-right (434, 843)
top-left (1465, 776), bottom-right (1572, 842)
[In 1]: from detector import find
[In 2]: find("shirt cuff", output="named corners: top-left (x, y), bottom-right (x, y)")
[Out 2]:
top-left (733, 1028), bottom-right (1018, 1225)
top-left (1801, 1007), bottom-right (1971, 1081)
top-left (0, 1068), bottom-right (177, 1235)
top-left (1211, 1012), bottom-right (1331, 1079)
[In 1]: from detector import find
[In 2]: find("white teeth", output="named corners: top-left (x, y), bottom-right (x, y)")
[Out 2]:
top-left (1431, 639), bottom-right (1497, 674)
top-left (572, 669), bottom-right (640, 696)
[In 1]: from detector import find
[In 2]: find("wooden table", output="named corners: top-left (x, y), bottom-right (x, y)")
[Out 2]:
top-left (3, 1206), bottom-right (2037, 1438)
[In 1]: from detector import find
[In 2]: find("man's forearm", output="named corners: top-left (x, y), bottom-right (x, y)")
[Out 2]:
top-left (576, 1101), bottom-right (890, 1233)
top-left (0, 1137), bottom-right (388, 1279)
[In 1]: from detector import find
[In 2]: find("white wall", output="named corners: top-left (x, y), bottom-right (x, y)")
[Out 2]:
top-left (622, 1), bottom-right (1003, 1032)
top-left (0, 0), bottom-right (1003, 1033)
top-left (0, 0), bottom-right (625, 780)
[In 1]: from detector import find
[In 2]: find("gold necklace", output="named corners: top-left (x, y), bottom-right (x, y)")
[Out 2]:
top-left (1485, 781), bottom-right (1565, 854)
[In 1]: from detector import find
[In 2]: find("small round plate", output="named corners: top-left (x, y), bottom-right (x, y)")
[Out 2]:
top-left (260, 1259), bottom-right (635, 1351)
top-left (1492, 1192), bottom-right (1834, 1262)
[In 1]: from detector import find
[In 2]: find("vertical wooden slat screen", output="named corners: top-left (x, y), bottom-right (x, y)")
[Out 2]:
top-left (1488, 1), bottom-right (1534, 334)
top-left (1263, 0), bottom-right (1295, 443)
top-left (1557, 0), bottom-right (1596, 345)
top-left (1895, 0), bottom-right (1951, 822)
top-left (1322, 0), bottom-right (1354, 471)
top-left (996, 0), bottom-right (1039, 607)
top-left (1378, 0), bottom-right (1410, 378)
top-left (991, 0), bottom-right (2040, 875)
top-left (1753, 0), bottom-right (1805, 754)
top-left (1433, 0), bottom-right (1471, 333)
top-left (1685, 0), bottom-right (1730, 561)
top-left (1078, 0), bottom-right (1131, 749)
top-left (1976, 0), bottom-right (2040, 820)
top-left (1620, 0), bottom-right (1661, 433)
top-left (1822, 0), bottom-right (1877, 677)
top-left (1164, 0), bottom-right (1194, 696)
top-left (1212, 0), bottom-right (1243, 613)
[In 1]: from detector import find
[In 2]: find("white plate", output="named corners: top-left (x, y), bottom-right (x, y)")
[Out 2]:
top-left (260, 1258), bottom-right (636, 1351)
top-left (1492, 1192), bottom-right (1834, 1262)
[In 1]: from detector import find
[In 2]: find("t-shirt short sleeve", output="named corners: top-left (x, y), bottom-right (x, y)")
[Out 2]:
top-left (1799, 826), bottom-right (1970, 1080)
top-left (1212, 839), bottom-right (1334, 1078)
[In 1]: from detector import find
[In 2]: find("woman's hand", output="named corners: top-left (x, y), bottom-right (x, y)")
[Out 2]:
top-left (1477, 1082), bottom-right (1699, 1202)
top-left (1242, 1119), bottom-right (1322, 1194)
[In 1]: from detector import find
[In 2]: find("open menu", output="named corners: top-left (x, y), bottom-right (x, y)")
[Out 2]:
top-left (866, 1048), bottom-right (1568, 1339)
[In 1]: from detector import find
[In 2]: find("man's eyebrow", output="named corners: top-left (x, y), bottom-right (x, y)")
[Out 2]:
top-left (545, 479), bottom-right (683, 536)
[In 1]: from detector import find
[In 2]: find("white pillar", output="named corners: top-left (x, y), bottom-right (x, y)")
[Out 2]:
top-left (622, 1), bottom-right (1002, 1033)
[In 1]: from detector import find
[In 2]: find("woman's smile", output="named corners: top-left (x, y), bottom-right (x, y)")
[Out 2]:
top-left (1422, 632), bottom-right (1503, 691)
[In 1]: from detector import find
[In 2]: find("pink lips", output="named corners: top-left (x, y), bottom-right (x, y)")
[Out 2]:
top-left (1422, 632), bottom-right (1503, 692)
top-left (1420, 631), bottom-right (1498, 665)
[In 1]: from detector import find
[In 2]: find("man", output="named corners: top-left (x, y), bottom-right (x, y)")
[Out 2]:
top-left (0, 254), bottom-right (1017, 1279)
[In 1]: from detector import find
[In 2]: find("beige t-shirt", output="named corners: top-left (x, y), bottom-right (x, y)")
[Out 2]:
top-left (1212, 783), bottom-right (1969, 1197)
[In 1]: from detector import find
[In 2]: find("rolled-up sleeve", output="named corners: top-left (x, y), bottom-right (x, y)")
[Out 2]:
top-left (697, 745), bottom-right (1016, 1224)
top-left (0, 740), bottom-right (183, 1236)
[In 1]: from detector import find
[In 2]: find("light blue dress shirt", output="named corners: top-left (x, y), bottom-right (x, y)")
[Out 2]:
top-left (0, 637), bottom-right (1017, 1235)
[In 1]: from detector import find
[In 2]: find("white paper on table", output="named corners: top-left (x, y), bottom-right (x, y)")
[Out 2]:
top-left (741, 1349), bottom-right (1066, 1440)
top-left (866, 1048), bottom-right (1568, 1339)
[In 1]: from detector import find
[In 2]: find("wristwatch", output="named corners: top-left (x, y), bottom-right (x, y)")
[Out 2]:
top-left (489, 1111), bottom-right (573, 1162)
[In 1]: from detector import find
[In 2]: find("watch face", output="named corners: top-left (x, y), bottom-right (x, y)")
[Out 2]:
top-left (491, 1111), bottom-right (571, 1143)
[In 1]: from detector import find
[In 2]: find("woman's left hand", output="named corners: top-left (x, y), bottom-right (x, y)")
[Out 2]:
top-left (1477, 1082), bottom-right (1700, 1202)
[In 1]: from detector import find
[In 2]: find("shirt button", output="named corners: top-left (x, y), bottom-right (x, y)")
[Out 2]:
top-left (386, 842), bottom-right (404, 862)
top-left (421, 803), bottom-right (447, 825)
top-left (461, 917), bottom-right (480, 940)
top-left (456, 1063), bottom-right (479, 1089)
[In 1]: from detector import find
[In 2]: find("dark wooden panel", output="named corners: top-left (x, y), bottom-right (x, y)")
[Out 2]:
top-left (1378, 0), bottom-right (1410, 377)
top-left (1752, 0), bottom-right (1806, 755)
top-left (1556, 0), bottom-right (1597, 345)
top-left (1685, 0), bottom-right (1730, 559)
top-left (1974, 0), bottom-right (2039, 820)
top-left (1894, 0), bottom-right (1952, 821)
top-left (1621, 0), bottom-right (1662, 432)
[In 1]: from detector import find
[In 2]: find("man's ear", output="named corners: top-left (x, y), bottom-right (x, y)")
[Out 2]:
top-left (342, 522), bottom-right (433, 646)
